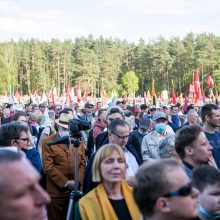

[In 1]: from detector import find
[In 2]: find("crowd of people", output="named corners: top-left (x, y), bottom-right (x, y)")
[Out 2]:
top-left (0, 98), bottom-right (220, 220)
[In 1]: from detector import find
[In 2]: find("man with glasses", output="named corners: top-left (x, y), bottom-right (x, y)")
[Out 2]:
top-left (133, 159), bottom-right (199, 220)
top-left (175, 125), bottom-right (216, 178)
top-left (0, 121), bottom-right (42, 173)
top-left (83, 119), bottom-right (142, 194)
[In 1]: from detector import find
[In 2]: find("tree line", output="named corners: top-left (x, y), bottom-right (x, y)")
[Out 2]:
top-left (0, 32), bottom-right (220, 97)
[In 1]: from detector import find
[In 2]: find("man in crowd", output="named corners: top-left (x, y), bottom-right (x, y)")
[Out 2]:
top-left (192, 165), bottom-right (220, 220)
top-left (0, 121), bottom-right (42, 173)
top-left (129, 115), bottom-right (150, 149)
top-left (175, 125), bottom-right (215, 178)
top-left (133, 159), bottom-right (199, 220)
top-left (183, 109), bottom-right (200, 126)
top-left (0, 149), bottom-right (50, 220)
top-left (141, 111), bottom-right (174, 162)
top-left (80, 103), bottom-right (95, 124)
top-left (201, 104), bottom-right (220, 168)
top-left (83, 119), bottom-right (142, 194)
top-left (42, 112), bottom-right (86, 220)
top-left (54, 104), bottom-right (62, 120)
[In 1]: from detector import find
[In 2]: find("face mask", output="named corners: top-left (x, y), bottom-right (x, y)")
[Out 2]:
top-left (155, 123), bottom-right (166, 134)
top-left (139, 129), bottom-right (148, 135)
top-left (199, 205), bottom-right (220, 219)
top-left (60, 130), bottom-right (70, 137)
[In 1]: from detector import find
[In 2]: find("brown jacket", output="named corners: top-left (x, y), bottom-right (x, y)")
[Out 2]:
top-left (42, 133), bottom-right (86, 198)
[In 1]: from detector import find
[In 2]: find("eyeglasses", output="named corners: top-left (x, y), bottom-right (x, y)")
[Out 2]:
top-left (163, 182), bottom-right (193, 197)
top-left (15, 138), bottom-right (30, 144)
top-left (55, 108), bottom-right (61, 111)
top-left (150, 108), bottom-right (156, 112)
top-left (111, 131), bottom-right (129, 140)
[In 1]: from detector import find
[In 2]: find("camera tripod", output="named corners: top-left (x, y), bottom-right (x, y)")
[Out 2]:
top-left (66, 137), bottom-right (83, 220)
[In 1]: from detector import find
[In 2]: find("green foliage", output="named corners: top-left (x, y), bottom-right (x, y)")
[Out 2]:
top-left (122, 71), bottom-right (139, 94)
top-left (0, 33), bottom-right (220, 95)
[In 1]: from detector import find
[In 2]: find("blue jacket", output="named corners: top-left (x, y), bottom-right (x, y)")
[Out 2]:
top-left (23, 147), bottom-right (42, 173)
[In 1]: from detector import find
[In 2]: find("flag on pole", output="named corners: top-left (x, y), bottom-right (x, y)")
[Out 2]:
top-left (75, 81), bottom-right (81, 102)
top-left (207, 75), bottom-right (214, 89)
top-left (83, 83), bottom-right (89, 99)
top-left (144, 91), bottom-right (147, 104)
top-left (8, 85), bottom-right (14, 105)
top-left (193, 68), bottom-right (202, 105)
top-left (152, 80), bottom-right (156, 105)
top-left (171, 80), bottom-right (177, 104)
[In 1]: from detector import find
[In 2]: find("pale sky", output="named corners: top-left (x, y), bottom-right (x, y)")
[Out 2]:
top-left (0, 0), bottom-right (220, 43)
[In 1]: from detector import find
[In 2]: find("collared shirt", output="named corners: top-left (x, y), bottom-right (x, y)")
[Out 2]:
top-left (124, 147), bottom-right (139, 177)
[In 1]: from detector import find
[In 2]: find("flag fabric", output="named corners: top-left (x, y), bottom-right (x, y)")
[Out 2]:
top-left (51, 89), bottom-right (55, 105)
top-left (207, 75), bottom-right (214, 89)
top-left (144, 91), bottom-right (147, 104)
top-left (152, 80), bottom-right (156, 105)
top-left (75, 81), bottom-right (81, 102)
top-left (83, 83), bottom-right (89, 99)
top-left (66, 82), bottom-right (72, 104)
top-left (193, 68), bottom-right (202, 105)
top-left (171, 80), bottom-right (177, 104)
top-left (15, 90), bottom-right (20, 104)
top-left (8, 85), bottom-right (14, 104)
top-left (35, 85), bottom-right (38, 95)
top-left (183, 93), bottom-right (188, 112)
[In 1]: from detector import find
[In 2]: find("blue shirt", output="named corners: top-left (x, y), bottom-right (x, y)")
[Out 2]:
top-left (205, 131), bottom-right (220, 169)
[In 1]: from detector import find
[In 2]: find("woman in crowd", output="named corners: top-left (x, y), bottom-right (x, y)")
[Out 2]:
top-left (76, 144), bottom-right (141, 220)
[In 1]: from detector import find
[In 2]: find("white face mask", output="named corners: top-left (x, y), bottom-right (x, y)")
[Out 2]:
top-left (60, 130), bottom-right (70, 137)
top-left (139, 129), bottom-right (148, 135)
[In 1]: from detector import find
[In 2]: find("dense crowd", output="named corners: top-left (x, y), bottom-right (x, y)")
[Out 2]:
top-left (0, 99), bottom-right (220, 220)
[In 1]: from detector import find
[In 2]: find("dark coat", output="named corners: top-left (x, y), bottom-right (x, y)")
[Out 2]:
top-left (83, 144), bottom-right (143, 195)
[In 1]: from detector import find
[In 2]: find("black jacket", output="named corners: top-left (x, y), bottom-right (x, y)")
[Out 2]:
top-left (83, 144), bottom-right (143, 195)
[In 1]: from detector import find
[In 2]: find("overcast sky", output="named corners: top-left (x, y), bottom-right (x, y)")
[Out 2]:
top-left (0, 0), bottom-right (220, 43)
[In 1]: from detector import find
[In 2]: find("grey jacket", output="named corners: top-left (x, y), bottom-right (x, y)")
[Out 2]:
top-left (141, 131), bottom-right (171, 162)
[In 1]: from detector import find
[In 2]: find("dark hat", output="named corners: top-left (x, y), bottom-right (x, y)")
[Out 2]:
top-left (139, 116), bottom-right (151, 129)
top-left (39, 103), bottom-right (46, 108)
top-left (85, 103), bottom-right (94, 108)
top-left (153, 112), bottom-right (167, 121)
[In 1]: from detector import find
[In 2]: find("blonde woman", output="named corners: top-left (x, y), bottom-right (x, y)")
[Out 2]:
top-left (76, 144), bottom-right (141, 220)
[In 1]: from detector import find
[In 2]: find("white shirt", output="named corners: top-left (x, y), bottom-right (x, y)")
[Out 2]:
top-left (124, 147), bottom-right (139, 177)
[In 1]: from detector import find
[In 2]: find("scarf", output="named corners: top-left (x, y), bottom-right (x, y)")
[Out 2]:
top-left (79, 180), bottom-right (141, 220)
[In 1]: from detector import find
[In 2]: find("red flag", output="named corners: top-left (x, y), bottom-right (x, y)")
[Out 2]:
top-left (207, 75), bottom-right (214, 89)
top-left (183, 93), bottom-right (188, 112)
top-left (15, 90), bottom-right (20, 103)
top-left (194, 68), bottom-right (202, 104)
top-left (83, 83), bottom-right (89, 99)
top-left (66, 82), bottom-right (72, 104)
top-left (35, 85), bottom-right (38, 95)
top-left (51, 89), bottom-right (55, 105)
top-left (75, 81), bottom-right (81, 102)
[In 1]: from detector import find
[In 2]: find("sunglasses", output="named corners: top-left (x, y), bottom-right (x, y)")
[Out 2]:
top-left (163, 182), bottom-right (193, 197)
top-left (150, 108), bottom-right (156, 112)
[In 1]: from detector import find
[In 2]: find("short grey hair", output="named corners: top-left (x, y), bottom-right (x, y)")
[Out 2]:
top-left (159, 135), bottom-right (175, 158)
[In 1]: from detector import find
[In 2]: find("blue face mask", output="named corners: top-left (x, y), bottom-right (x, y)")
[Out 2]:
top-left (199, 205), bottom-right (220, 219)
top-left (155, 123), bottom-right (166, 134)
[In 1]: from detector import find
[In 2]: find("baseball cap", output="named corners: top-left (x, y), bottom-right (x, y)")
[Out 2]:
top-left (153, 112), bottom-right (167, 121)
top-left (85, 103), bottom-right (94, 108)
top-left (139, 116), bottom-right (151, 129)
